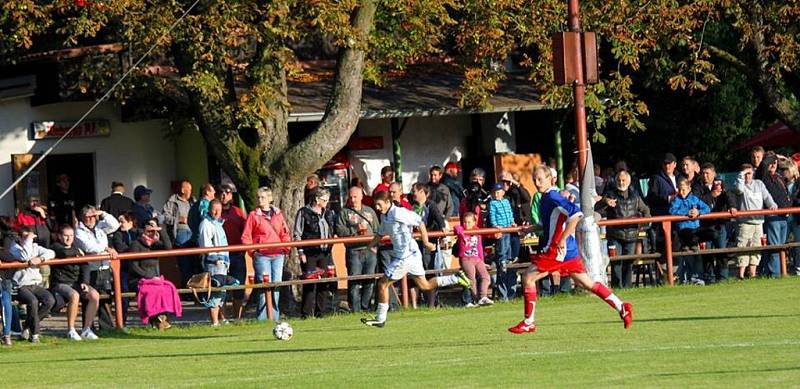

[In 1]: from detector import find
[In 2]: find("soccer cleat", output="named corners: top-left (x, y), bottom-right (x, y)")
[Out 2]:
top-left (508, 320), bottom-right (536, 334)
top-left (81, 328), bottom-right (99, 340)
top-left (67, 329), bottom-right (82, 341)
top-left (455, 271), bottom-right (472, 289)
top-left (620, 302), bottom-right (633, 329)
top-left (360, 317), bottom-right (385, 328)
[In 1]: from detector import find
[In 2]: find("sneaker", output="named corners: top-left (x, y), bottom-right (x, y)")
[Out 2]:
top-left (620, 302), bottom-right (633, 329)
top-left (81, 328), bottom-right (99, 340)
top-left (464, 302), bottom-right (478, 308)
top-left (508, 320), bottom-right (536, 334)
top-left (67, 329), bottom-right (82, 341)
top-left (29, 334), bottom-right (40, 344)
top-left (455, 271), bottom-right (472, 289)
top-left (1, 335), bottom-right (11, 346)
top-left (360, 317), bottom-right (385, 328)
top-left (478, 297), bottom-right (494, 306)
top-left (20, 329), bottom-right (30, 341)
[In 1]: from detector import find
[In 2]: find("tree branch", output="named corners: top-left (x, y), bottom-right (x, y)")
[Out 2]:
top-left (707, 44), bottom-right (750, 75)
top-left (279, 0), bottom-right (378, 180)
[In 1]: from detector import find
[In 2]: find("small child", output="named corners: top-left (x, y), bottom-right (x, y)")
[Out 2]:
top-left (455, 212), bottom-right (493, 307)
top-left (488, 183), bottom-right (516, 301)
top-left (670, 177), bottom-right (711, 284)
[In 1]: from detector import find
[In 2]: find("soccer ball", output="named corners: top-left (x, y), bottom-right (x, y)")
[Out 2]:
top-left (272, 322), bottom-right (293, 341)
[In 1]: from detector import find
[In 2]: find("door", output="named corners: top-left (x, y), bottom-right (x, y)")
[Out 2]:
top-left (11, 154), bottom-right (48, 214)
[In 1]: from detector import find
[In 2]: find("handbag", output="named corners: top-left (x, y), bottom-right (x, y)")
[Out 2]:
top-left (186, 272), bottom-right (212, 304)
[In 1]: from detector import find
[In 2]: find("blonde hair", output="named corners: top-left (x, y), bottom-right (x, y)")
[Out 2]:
top-left (533, 165), bottom-right (552, 179)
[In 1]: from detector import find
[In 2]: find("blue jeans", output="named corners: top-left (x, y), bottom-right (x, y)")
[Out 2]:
top-left (607, 238), bottom-right (636, 288)
top-left (705, 225), bottom-right (729, 281)
top-left (253, 254), bottom-right (284, 321)
top-left (346, 248), bottom-right (378, 312)
top-left (510, 234), bottom-right (521, 260)
top-left (1, 284), bottom-right (11, 336)
top-left (764, 216), bottom-right (788, 278)
top-left (494, 233), bottom-right (516, 301)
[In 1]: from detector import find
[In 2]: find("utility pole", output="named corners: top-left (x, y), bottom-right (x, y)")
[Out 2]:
top-left (567, 0), bottom-right (589, 180)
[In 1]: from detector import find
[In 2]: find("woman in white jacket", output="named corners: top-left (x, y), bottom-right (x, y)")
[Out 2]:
top-left (9, 226), bottom-right (55, 343)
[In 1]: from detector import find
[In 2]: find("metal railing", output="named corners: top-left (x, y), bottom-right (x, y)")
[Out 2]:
top-left (1, 208), bottom-right (798, 328)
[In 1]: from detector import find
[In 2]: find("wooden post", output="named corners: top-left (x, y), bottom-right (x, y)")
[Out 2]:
top-left (662, 221), bottom-right (675, 286)
top-left (780, 250), bottom-right (788, 277)
top-left (110, 258), bottom-right (124, 329)
top-left (262, 274), bottom-right (274, 321)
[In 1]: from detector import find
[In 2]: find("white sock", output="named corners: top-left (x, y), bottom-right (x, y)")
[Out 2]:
top-left (435, 275), bottom-right (458, 287)
top-left (607, 294), bottom-right (623, 312)
top-left (376, 303), bottom-right (389, 323)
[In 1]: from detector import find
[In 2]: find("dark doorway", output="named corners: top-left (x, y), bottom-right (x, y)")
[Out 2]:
top-left (45, 153), bottom-right (96, 218)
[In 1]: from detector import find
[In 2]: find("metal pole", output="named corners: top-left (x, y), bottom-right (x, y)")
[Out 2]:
top-left (401, 275), bottom-right (409, 308)
top-left (568, 0), bottom-right (589, 181)
top-left (662, 221), bottom-right (675, 286)
top-left (555, 123), bottom-right (565, 188)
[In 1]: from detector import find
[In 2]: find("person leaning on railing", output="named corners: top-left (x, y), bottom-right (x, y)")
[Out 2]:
top-left (670, 177), bottom-right (712, 285)
top-left (294, 187), bottom-right (337, 319)
top-left (335, 185), bottom-right (380, 313)
top-left (595, 170), bottom-right (651, 289)
top-left (128, 219), bottom-right (179, 329)
top-left (241, 187), bottom-right (291, 321)
top-left (734, 163), bottom-right (777, 280)
top-left (757, 154), bottom-right (792, 278)
top-left (198, 200), bottom-right (233, 326)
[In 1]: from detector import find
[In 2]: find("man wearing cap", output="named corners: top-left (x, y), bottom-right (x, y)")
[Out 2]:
top-left (756, 153), bottom-right (791, 277)
top-left (647, 153), bottom-right (679, 217)
top-left (442, 162), bottom-right (464, 217)
top-left (132, 185), bottom-right (159, 229)
top-left (100, 182), bottom-right (135, 218)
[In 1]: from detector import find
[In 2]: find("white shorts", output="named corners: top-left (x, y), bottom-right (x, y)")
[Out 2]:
top-left (384, 253), bottom-right (426, 281)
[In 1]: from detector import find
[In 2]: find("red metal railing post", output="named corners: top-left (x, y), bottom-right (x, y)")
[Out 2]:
top-left (263, 274), bottom-right (274, 321)
top-left (662, 221), bottom-right (674, 286)
top-left (780, 250), bottom-right (788, 277)
top-left (110, 258), bottom-right (124, 329)
top-left (401, 275), bottom-right (409, 308)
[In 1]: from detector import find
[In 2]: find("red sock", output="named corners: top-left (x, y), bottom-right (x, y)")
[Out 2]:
top-left (591, 282), bottom-right (622, 311)
top-left (523, 286), bottom-right (537, 322)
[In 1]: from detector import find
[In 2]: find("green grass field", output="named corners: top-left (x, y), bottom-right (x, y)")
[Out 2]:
top-left (2, 278), bottom-right (799, 388)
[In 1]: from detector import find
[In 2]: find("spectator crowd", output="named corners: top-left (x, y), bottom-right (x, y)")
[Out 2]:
top-left (1, 145), bottom-right (799, 346)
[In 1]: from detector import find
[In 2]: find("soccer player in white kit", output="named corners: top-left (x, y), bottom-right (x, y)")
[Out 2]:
top-left (362, 191), bottom-right (471, 327)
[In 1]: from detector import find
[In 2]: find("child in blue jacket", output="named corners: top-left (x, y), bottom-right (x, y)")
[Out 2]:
top-left (670, 177), bottom-right (711, 251)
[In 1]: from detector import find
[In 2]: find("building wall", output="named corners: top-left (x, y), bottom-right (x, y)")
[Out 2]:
top-left (349, 115), bottom-right (472, 193)
top-left (0, 99), bottom-right (176, 216)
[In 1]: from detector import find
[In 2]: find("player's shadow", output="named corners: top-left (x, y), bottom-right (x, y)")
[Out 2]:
top-left (652, 365), bottom-right (800, 377)
top-left (3, 346), bottom-right (371, 365)
top-left (561, 312), bottom-right (799, 326)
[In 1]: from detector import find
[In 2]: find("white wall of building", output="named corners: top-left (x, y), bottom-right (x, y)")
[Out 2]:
top-left (349, 115), bottom-right (472, 193)
top-left (0, 99), bottom-right (176, 216)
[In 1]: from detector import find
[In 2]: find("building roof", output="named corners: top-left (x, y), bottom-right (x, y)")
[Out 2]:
top-left (288, 70), bottom-right (545, 122)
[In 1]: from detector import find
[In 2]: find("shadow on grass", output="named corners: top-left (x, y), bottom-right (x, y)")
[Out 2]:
top-left (559, 313), bottom-right (800, 326)
top-left (652, 366), bottom-right (800, 377)
top-left (4, 339), bottom-right (495, 365)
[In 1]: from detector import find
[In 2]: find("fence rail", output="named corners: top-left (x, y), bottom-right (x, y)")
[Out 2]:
top-left (2, 208), bottom-right (798, 328)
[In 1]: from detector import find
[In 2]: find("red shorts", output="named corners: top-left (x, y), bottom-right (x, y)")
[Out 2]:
top-left (531, 253), bottom-right (586, 276)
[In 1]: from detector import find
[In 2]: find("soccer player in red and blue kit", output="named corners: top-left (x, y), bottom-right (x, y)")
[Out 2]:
top-left (508, 165), bottom-right (633, 334)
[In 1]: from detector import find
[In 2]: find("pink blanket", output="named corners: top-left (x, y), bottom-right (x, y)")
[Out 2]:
top-left (137, 277), bottom-right (183, 324)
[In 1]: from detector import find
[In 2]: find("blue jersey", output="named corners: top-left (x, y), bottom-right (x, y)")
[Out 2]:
top-left (539, 188), bottom-right (583, 261)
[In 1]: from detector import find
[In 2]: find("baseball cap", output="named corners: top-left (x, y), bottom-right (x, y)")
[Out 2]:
top-left (492, 182), bottom-right (504, 191)
top-left (220, 183), bottom-right (237, 193)
top-left (444, 162), bottom-right (460, 171)
top-left (663, 153), bottom-right (677, 163)
top-left (134, 185), bottom-right (153, 199)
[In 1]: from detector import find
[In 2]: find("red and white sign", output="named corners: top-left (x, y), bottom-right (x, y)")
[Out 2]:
top-left (31, 120), bottom-right (111, 140)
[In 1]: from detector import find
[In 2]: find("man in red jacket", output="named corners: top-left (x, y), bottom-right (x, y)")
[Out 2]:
top-left (218, 183), bottom-right (247, 319)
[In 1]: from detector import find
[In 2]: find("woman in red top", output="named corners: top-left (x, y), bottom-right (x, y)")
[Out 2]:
top-left (240, 187), bottom-right (291, 321)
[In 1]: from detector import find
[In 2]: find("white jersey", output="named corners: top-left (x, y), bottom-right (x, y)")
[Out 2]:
top-left (379, 205), bottom-right (422, 261)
